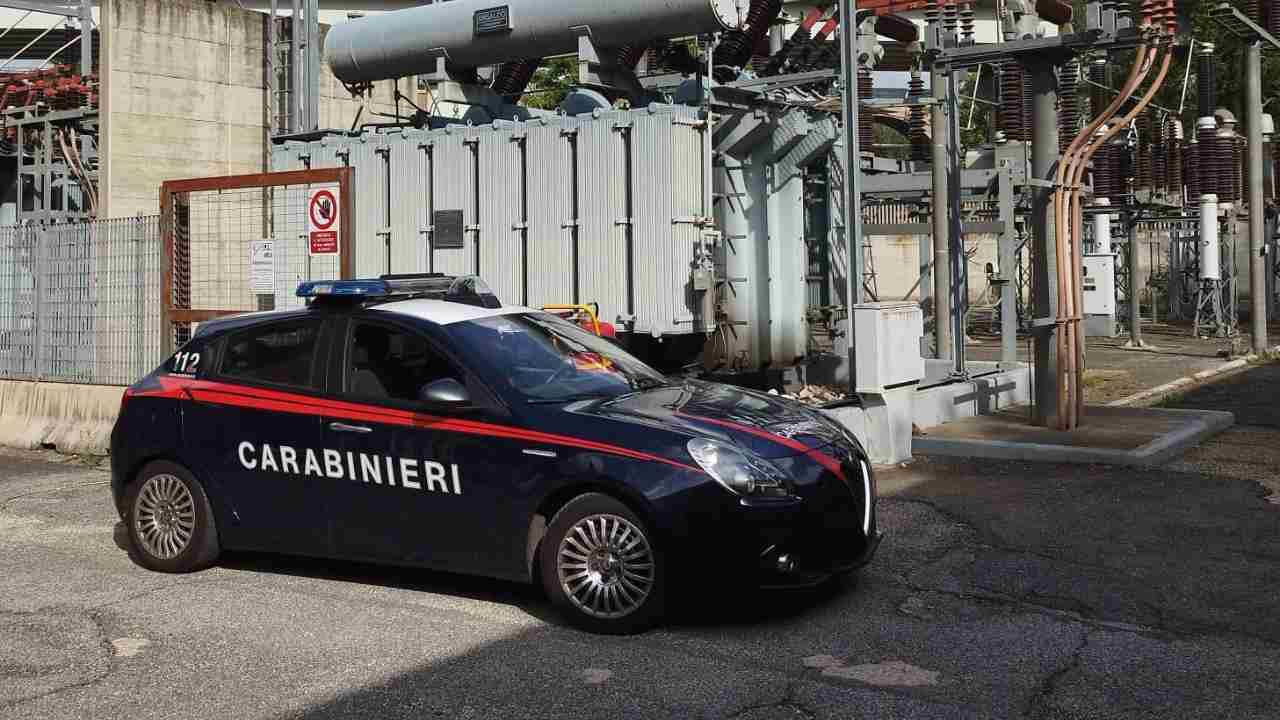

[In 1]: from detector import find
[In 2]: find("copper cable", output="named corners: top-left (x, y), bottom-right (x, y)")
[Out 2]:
top-left (1061, 0), bottom-right (1174, 426)
top-left (1067, 48), bottom-right (1173, 423)
top-left (1051, 41), bottom-right (1152, 428)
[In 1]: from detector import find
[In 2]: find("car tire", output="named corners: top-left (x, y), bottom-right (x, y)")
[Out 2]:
top-left (125, 460), bottom-right (220, 573)
top-left (539, 493), bottom-right (665, 634)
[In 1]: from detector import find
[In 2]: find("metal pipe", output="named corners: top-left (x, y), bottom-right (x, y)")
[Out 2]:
top-left (1246, 39), bottom-right (1268, 352)
top-left (291, 0), bottom-right (302, 134)
top-left (0, 23), bottom-right (58, 73)
top-left (838, 0), bottom-right (865, 391)
top-left (948, 67), bottom-right (967, 375)
top-left (79, 0), bottom-right (92, 75)
top-left (931, 61), bottom-right (951, 359)
top-left (37, 34), bottom-right (82, 70)
top-left (0, 12), bottom-right (33, 43)
top-left (325, 0), bottom-right (742, 82)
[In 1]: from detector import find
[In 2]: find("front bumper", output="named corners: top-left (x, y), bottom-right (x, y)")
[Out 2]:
top-left (671, 467), bottom-right (879, 590)
top-left (755, 529), bottom-right (883, 589)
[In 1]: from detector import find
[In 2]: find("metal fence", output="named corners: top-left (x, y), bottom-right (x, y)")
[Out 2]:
top-left (0, 217), bottom-right (163, 386)
top-left (161, 168), bottom-right (353, 352)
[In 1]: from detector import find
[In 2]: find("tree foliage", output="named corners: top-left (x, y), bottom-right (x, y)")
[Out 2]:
top-left (521, 57), bottom-right (577, 111)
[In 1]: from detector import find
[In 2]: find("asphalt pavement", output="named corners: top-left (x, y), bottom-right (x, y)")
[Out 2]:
top-left (2, 367), bottom-right (1279, 719)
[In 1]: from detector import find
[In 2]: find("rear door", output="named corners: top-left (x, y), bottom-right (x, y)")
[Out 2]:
top-left (319, 315), bottom-right (529, 577)
top-left (184, 316), bottom-right (332, 555)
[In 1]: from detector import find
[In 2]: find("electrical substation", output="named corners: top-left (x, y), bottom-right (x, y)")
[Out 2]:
top-left (257, 0), bottom-right (1273, 446)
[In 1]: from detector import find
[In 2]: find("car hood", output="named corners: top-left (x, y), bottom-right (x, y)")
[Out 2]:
top-left (570, 379), bottom-right (861, 461)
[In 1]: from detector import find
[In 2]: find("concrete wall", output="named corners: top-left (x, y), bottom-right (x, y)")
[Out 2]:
top-left (0, 381), bottom-right (124, 455)
top-left (100, 0), bottom-right (398, 219)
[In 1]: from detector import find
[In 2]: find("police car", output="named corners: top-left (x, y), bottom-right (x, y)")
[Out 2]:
top-left (111, 274), bottom-right (879, 633)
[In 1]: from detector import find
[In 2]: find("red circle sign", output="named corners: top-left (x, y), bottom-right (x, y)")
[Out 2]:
top-left (309, 190), bottom-right (337, 231)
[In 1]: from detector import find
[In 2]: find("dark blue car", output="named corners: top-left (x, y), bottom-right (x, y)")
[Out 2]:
top-left (111, 275), bottom-right (879, 633)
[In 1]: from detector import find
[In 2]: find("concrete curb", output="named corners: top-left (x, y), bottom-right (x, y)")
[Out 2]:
top-left (1107, 344), bottom-right (1280, 408)
top-left (913, 408), bottom-right (1235, 467)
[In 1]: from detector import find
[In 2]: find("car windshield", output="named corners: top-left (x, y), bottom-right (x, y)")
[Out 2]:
top-left (446, 313), bottom-right (670, 402)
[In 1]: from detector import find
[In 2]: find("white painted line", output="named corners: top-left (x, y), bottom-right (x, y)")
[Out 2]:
top-left (1107, 344), bottom-right (1280, 407)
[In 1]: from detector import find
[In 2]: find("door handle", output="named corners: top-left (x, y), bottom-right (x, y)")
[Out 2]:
top-left (329, 422), bottom-right (373, 434)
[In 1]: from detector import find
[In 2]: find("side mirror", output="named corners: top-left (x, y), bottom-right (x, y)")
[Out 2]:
top-left (419, 378), bottom-right (471, 408)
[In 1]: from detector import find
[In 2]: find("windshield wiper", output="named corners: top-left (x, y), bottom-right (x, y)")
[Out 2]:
top-left (526, 391), bottom-right (616, 405)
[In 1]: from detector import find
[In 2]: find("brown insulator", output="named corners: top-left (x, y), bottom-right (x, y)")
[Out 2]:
top-left (1185, 140), bottom-right (1201, 203)
top-left (960, 3), bottom-right (976, 44)
top-left (1089, 58), bottom-right (1108, 118)
top-left (491, 59), bottom-right (541, 98)
top-left (1229, 132), bottom-right (1244, 203)
top-left (1196, 119), bottom-right (1218, 197)
top-left (1092, 143), bottom-right (1114, 198)
top-left (1245, 0), bottom-right (1262, 24)
top-left (998, 61), bottom-right (1026, 141)
top-left (907, 72), bottom-right (928, 162)
top-left (924, 0), bottom-right (940, 24)
top-left (1151, 114), bottom-right (1166, 192)
top-left (858, 66), bottom-right (875, 150)
top-left (1022, 65), bottom-right (1034, 141)
top-left (1136, 114), bottom-right (1153, 190)
top-left (1270, 0), bottom-right (1280, 39)
top-left (1058, 59), bottom-right (1080, 153)
top-left (1197, 44), bottom-right (1216, 119)
top-left (714, 0), bottom-right (783, 80)
top-left (944, 1), bottom-right (960, 36)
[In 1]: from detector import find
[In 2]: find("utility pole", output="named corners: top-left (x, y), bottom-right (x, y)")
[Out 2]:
top-left (930, 47), bottom-right (951, 360)
top-left (1246, 40), bottom-right (1268, 352)
top-left (838, 0), bottom-right (866, 392)
top-left (1028, 61), bottom-right (1060, 427)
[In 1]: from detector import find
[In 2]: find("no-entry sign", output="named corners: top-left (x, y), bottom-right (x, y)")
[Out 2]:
top-left (308, 188), bottom-right (340, 256)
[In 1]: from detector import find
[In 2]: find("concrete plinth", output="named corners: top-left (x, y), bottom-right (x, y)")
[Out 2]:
top-left (913, 405), bottom-right (1234, 466)
top-left (822, 385), bottom-right (916, 466)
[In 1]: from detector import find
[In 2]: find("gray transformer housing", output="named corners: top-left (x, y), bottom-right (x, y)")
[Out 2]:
top-left (271, 102), bottom-right (838, 373)
top-left (271, 104), bottom-right (716, 338)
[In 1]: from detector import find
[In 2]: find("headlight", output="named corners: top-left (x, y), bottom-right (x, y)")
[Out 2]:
top-left (686, 438), bottom-right (790, 498)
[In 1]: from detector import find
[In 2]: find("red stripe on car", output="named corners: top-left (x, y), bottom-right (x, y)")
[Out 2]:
top-left (154, 375), bottom-right (699, 472)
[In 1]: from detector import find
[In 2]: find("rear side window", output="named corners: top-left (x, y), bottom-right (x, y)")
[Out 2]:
top-left (219, 319), bottom-right (322, 389)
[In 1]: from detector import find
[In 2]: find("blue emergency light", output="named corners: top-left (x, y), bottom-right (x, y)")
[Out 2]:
top-left (295, 274), bottom-right (502, 309)
top-left (295, 279), bottom-right (390, 298)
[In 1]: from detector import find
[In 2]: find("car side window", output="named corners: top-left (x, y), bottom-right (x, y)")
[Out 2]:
top-left (346, 322), bottom-right (461, 403)
top-left (219, 319), bottom-right (322, 389)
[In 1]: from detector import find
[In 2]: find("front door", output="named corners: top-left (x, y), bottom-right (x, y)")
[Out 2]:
top-left (320, 317), bottom-right (528, 577)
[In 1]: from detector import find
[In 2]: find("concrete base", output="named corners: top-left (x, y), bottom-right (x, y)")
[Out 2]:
top-left (822, 385), bottom-right (916, 466)
top-left (913, 405), bottom-right (1235, 466)
top-left (0, 381), bottom-right (124, 455)
top-left (913, 361), bottom-right (1031, 429)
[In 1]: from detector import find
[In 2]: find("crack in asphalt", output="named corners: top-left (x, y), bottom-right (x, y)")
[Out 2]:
top-left (1021, 631), bottom-right (1091, 719)
top-left (724, 679), bottom-right (815, 720)
top-left (0, 608), bottom-right (115, 712)
top-left (0, 480), bottom-right (111, 510)
top-left (888, 497), bottom-right (1280, 649)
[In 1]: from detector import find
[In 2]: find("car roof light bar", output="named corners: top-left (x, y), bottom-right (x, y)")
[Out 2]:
top-left (295, 274), bottom-right (502, 309)
top-left (295, 279), bottom-right (391, 298)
